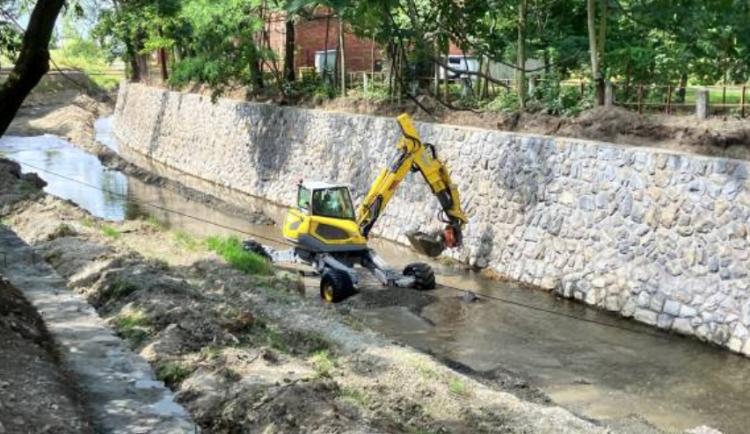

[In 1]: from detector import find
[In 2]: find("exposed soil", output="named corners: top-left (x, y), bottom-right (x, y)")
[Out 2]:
top-left (0, 274), bottom-right (94, 434)
top-left (190, 84), bottom-right (750, 161)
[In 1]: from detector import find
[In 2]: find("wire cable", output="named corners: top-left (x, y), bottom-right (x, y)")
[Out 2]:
top-left (13, 159), bottom-right (672, 340)
top-left (15, 160), bottom-right (295, 248)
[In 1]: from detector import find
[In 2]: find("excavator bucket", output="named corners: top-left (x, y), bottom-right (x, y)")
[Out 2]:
top-left (405, 230), bottom-right (447, 258)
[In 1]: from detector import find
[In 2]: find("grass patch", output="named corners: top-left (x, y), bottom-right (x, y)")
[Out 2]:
top-left (413, 360), bottom-right (439, 380)
top-left (311, 350), bottom-right (337, 378)
top-left (265, 326), bottom-right (290, 353)
top-left (142, 215), bottom-right (166, 231)
top-left (99, 224), bottom-right (121, 239)
top-left (340, 388), bottom-right (370, 408)
top-left (448, 377), bottom-right (468, 396)
top-left (156, 362), bottom-right (193, 387)
top-left (79, 216), bottom-right (95, 228)
top-left (205, 235), bottom-right (272, 275)
top-left (51, 223), bottom-right (77, 239)
top-left (115, 308), bottom-right (150, 344)
top-left (173, 230), bottom-right (201, 251)
top-left (109, 277), bottom-right (139, 299)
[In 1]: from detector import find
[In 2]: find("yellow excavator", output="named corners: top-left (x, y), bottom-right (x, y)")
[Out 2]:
top-left (247, 114), bottom-right (468, 303)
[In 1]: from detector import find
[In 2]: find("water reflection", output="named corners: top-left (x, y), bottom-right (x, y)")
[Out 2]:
top-left (0, 135), bottom-right (128, 220)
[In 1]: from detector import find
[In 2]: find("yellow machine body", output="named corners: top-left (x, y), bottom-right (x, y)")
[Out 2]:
top-left (282, 113), bottom-right (467, 257)
top-left (283, 182), bottom-right (368, 252)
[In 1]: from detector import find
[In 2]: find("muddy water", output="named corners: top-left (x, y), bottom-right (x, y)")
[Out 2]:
top-left (2, 123), bottom-right (750, 434)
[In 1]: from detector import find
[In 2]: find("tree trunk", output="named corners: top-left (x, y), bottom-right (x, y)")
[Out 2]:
top-left (677, 72), bottom-right (688, 103)
top-left (284, 17), bottom-right (296, 83)
top-left (0, 0), bottom-right (66, 137)
top-left (517, 0), bottom-right (527, 109)
top-left (596, 0), bottom-right (607, 104)
top-left (125, 41), bottom-right (141, 82)
top-left (158, 29), bottom-right (169, 83)
top-left (323, 14), bottom-right (331, 84)
top-left (587, 0), bottom-right (603, 105)
top-left (339, 17), bottom-right (346, 96)
top-left (597, 0), bottom-right (607, 59)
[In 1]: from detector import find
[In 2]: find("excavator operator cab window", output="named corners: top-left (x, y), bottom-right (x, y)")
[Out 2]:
top-left (297, 186), bottom-right (311, 211)
top-left (312, 187), bottom-right (356, 220)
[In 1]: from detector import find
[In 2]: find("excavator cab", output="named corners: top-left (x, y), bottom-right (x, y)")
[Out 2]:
top-left (283, 181), bottom-right (368, 253)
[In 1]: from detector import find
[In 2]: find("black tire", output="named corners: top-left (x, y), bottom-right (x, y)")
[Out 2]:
top-left (403, 263), bottom-right (436, 290)
top-left (320, 269), bottom-right (355, 303)
top-left (243, 240), bottom-right (271, 262)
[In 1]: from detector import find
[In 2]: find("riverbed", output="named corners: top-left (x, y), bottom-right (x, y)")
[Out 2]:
top-left (2, 121), bottom-right (748, 434)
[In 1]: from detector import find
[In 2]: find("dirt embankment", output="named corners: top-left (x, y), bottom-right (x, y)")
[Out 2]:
top-left (0, 276), bottom-right (95, 434)
top-left (206, 85), bottom-right (750, 161)
top-left (0, 155), bottom-right (630, 434)
top-left (0, 161), bottom-right (94, 434)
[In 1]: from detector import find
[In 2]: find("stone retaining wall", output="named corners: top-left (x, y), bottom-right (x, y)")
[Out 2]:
top-left (114, 82), bottom-right (750, 356)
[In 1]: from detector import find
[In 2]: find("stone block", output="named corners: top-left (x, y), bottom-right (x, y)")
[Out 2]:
top-left (672, 318), bottom-right (694, 335)
top-left (634, 308), bottom-right (658, 326)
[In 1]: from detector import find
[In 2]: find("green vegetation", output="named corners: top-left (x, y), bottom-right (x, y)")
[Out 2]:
top-left (115, 308), bottom-right (151, 344)
top-left (311, 350), bottom-right (337, 378)
top-left (448, 377), bottom-right (468, 396)
top-left (172, 230), bottom-right (201, 251)
top-left (110, 277), bottom-right (139, 299)
top-left (156, 362), bottom-right (193, 387)
top-left (79, 216), bottom-right (96, 228)
top-left (50, 19), bottom-right (121, 91)
top-left (205, 235), bottom-right (272, 275)
top-left (142, 215), bottom-right (166, 232)
top-left (99, 224), bottom-right (121, 239)
top-left (51, 223), bottom-right (77, 239)
top-left (340, 388), bottom-right (370, 408)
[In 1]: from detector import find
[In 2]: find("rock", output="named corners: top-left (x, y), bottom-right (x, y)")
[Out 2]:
top-left (634, 308), bottom-right (658, 326)
top-left (672, 318), bottom-right (694, 335)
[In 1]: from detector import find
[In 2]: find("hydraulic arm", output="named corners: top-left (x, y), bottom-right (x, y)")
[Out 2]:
top-left (356, 114), bottom-right (468, 257)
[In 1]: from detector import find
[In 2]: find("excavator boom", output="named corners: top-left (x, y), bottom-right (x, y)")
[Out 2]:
top-left (356, 114), bottom-right (468, 257)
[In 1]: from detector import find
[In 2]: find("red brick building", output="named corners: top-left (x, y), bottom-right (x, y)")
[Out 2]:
top-left (266, 8), bottom-right (381, 76)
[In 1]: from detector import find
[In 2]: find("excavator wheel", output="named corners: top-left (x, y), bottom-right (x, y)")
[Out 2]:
top-left (403, 263), bottom-right (436, 290)
top-left (320, 269), bottom-right (355, 303)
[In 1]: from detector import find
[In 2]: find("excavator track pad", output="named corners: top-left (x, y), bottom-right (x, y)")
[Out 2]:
top-left (406, 230), bottom-right (446, 258)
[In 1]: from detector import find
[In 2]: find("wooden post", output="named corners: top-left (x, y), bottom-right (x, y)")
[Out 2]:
top-left (637, 84), bottom-right (643, 115)
top-left (666, 85), bottom-right (673, 114)
top-left (722, 85), bottom-right (727, 106)
top-left (580, 81), bottom-right (585, 98)
top-left (742, 85), bottom-right (747, 118)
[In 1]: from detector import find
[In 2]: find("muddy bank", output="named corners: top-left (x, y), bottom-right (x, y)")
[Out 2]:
top-left (0, 276), bottom-right (95, 434)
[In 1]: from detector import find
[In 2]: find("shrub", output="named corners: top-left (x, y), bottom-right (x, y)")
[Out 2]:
top-left (483, 90), bottom-right (520, 113)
